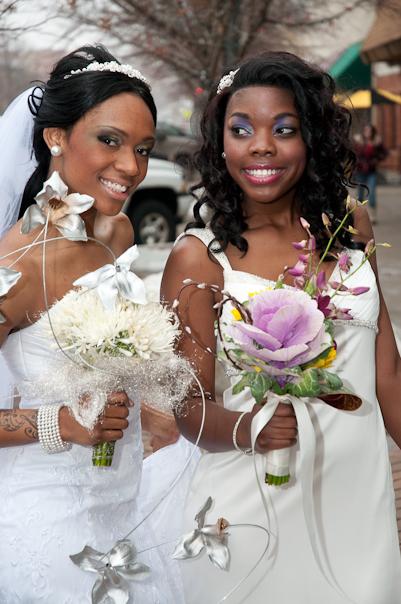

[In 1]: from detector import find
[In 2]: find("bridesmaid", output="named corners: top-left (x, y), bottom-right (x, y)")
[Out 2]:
top-left (161, 51), bottom-right (401, 603)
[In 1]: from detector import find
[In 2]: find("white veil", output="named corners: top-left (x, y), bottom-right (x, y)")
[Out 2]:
top-left (0, 87), bottom-right (40, 239)
top-left (0, 87), bottom-right (41, 407)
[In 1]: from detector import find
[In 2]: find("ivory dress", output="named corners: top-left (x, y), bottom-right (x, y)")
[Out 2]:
top-left (178, 228), bottom-right (401, 604)
top-left (0, 305), bottom-right (179, 603)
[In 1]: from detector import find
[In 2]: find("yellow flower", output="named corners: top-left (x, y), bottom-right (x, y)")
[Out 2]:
top-left (311, 346), bottom-right (337, 369)
top-left (248, 287), bottom-right (272, 297)
top-left (231, 287), bottom-right (272, 321)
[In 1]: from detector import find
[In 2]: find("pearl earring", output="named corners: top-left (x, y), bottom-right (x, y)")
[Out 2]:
top-left (221, 152), bottom-right (226, 159)
top-left (50, 145), bottom-right (62, 157)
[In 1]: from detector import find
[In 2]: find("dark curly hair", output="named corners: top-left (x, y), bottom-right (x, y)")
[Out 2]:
top-left (188, 51), bottom-right (357, 256)
top-left (19, 44), bottom-right (156, 217)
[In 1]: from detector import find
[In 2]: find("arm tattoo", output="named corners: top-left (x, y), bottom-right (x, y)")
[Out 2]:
top-left (0, 410), bottom-right (38, 441)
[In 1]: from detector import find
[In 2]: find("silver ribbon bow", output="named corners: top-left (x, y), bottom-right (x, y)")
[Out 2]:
top-left (0, 266), bottom-right (22, 323)
top-left (173, 496), bottom-right (230, 570)
top-left (70, 539), bottom-right (150, 604)
top-left (73, 245), bottom-right (147, 310)
top-left (21, 171), bottom-right (94, 241)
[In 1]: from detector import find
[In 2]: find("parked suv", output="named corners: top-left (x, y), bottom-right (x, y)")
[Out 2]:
top-left (153, 121), bottom-right (198, 172)
top-left (123, 157), bottom-right (193, 245)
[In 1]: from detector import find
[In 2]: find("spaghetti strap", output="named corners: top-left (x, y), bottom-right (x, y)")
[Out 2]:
top-left (175, 227), bottom-right (232, 272)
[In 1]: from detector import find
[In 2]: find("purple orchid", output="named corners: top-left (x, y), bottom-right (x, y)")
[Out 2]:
top-left (292, 239), bottom-right (307, 250)
top-left (337, 251), bottom-right (352, 273)
top-left (349, 286), bottom-right (370, 296)
top-left (317, 294), bottom-right (331, 317)
top-left (329, 281), bottom-right (348, 292)
top-left (288, 259), bottom-right (307, 277)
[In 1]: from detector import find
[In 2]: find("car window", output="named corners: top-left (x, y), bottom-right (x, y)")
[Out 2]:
top-left (157, 122), bottom-right (187, 136)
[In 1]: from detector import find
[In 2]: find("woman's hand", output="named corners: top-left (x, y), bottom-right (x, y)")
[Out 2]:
top-left (141, 403), bottom-right (180, 452)
top-left (59, 391), bottom-right (131, 446)
top-left (239, 403), bottom-right (298, 454)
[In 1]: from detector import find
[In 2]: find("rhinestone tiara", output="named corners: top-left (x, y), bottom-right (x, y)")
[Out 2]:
top-left (216, 68), bottom-right (240, 95)
top-left (64, 61), bottom-right (150, 88)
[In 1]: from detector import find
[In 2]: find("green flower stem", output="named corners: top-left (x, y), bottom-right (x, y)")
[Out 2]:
top-left (316, 207), bottom-right (355, 273)
top-left (265, 473), bottom-right (290, 486)
top-left (92, 441), bottom-right (115, 467)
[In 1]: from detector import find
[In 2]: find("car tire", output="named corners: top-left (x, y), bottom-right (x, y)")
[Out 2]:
top-left (129, 199), bottom-right (176, 245)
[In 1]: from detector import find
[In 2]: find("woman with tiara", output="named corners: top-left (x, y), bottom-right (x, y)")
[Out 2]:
top-left (0, 45), bottom-right (181, 603)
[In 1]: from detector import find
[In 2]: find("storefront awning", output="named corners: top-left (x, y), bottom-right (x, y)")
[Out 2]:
top-left (329, 41), bottom-right (371, 90)
top-left (338, 88), bottom-right (401, 109)
top-left (361, 4), bottom-right (401, 63)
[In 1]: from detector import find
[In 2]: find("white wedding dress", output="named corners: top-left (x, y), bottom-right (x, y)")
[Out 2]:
top-left (176, 228), bottom-right (401, 604)
top-left (0, 304), bottom-right (180, 603)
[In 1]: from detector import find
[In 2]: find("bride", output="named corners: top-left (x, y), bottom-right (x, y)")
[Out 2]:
top-left (0, 44), bottom-right (179, 603)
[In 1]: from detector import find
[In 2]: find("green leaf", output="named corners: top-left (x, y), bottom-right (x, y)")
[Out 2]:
top-left (325, 319), bottom-right (334, 338)
top-left (232, 373), bottom-right (253, 395)
top-left (304, 280), bottom-right (316, 297)
top-left (249, 372), bottom-right (272, 404)
top-left (289, 368), bottom-right (321, 397)
top-left (301, 344), bottom-right (333, 370)
top-left (318, 369), bottom-right (343, 391)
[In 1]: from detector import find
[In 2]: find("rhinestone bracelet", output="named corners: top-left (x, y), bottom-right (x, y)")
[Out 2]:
top-left (37, 404), bottom-right (72, 454)
top-left (232, 411), bottom-right (253, 455)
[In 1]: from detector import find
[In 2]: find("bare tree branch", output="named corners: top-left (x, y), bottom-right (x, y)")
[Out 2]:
top-left (37, 0), bottom-right (379, 93)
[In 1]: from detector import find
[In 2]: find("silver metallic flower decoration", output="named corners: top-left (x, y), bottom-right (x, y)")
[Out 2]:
top-left (70, 539), bottom-right (150, 604)
top-left (21, 171), bottom-right (94, 241)
top-left (172, 496), bottom-right (230, 570)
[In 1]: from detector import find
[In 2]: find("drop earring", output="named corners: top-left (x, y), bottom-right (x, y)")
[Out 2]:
top-left (50, 145), bottom-right (62, 157)
top-left (221, 152), bottom-right (226, 159)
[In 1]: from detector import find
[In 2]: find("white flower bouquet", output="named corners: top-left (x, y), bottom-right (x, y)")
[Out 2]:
top-left (25, 246), bottom-right (192, 467)
top-left (46, 286), bottom-right (187, 466)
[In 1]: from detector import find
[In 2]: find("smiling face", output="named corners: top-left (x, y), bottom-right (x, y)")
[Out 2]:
top-left (44, 92), bottom-right (156, 216)
top-left (223, 86), bottom-right (307, 211)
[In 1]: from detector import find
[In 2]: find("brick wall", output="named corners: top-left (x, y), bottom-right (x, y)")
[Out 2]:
top-left (375, 72), bottom-right (401, 177)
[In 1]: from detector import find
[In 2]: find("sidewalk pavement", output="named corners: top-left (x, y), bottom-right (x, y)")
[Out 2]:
top-left (374, 186), bottom-right (401, 543)
top-left (374, 185), bottom-right (401, 329)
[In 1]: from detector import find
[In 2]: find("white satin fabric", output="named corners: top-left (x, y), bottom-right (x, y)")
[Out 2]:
top-left (177, 228), bottom-right (401, 604)
top-left (0, 313), bottom-right (179, 602)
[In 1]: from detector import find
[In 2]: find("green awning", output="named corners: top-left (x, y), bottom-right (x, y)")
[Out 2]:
top-left (329, 41), bottom-right (371, 91)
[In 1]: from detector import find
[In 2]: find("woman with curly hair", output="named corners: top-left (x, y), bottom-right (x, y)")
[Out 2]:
top-left (160, 52), bottom-right (401, 603)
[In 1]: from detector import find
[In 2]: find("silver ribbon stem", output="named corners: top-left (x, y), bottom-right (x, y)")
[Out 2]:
top-left (69, 368), bottom-right (206, 601)
top-left (251, 397), bottom-right (356, 603)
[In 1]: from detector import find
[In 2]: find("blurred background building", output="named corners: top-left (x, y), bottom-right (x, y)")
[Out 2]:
top-left (327, 0), bottom-right (401, 182)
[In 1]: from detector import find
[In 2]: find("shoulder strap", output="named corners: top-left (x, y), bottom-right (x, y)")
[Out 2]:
top-left (175, 227), bottom-right (232, 271)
